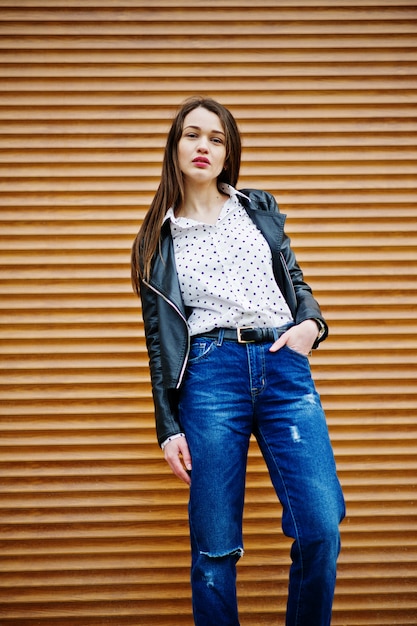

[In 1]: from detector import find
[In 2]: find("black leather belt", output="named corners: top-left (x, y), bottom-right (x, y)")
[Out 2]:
top-left (194, 326), bottom-right (281, 344)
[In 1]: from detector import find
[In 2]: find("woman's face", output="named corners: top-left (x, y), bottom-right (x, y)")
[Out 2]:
top-left (177, 107), bottom-right (227, 186)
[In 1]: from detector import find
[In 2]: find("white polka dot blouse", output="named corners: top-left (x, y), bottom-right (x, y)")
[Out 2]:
top-left (164, 184), bottom-right (293, 337)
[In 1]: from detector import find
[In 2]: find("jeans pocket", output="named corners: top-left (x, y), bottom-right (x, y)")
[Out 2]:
top-left (282, 344), bottom-right (310, 361)
top-left (188, 339), bottom-right (217, 364)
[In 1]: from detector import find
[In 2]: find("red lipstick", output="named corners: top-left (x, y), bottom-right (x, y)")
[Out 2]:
top-left (192, 157), bottom-right (210, 167)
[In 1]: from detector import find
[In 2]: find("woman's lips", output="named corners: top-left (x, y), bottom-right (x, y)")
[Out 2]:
top-left (192, 157), bottom-right (210, 167)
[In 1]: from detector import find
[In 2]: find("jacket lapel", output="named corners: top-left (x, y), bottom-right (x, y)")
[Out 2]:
top-left (239, 194), bottom-right (286, 262)
top-left (149, 221), bottom-right (187, 318)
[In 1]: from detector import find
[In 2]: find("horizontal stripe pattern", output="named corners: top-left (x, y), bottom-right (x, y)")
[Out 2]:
top-left (0, 2), bottom-right (416, 624)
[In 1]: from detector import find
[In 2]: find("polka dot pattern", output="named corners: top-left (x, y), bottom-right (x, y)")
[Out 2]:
top-left (166, 185), bottom-right (293, 336)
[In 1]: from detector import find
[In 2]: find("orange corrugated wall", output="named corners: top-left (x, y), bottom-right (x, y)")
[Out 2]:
top-left (0, 2), bottom-right (416, 624)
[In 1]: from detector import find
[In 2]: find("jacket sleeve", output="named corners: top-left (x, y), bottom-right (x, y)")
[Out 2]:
top-left (266, 193), bottom-right (329, 348)
top-left (139, 280), bottom-right (182, 446)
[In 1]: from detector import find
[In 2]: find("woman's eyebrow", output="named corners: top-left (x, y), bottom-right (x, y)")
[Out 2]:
top-left (184, 125), bottom-right (225, 136)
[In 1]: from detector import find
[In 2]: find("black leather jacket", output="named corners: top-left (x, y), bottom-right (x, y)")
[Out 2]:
top-left (138, 189), bottom-right (328, 446)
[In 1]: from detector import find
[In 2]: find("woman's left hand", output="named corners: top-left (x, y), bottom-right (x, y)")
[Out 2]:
top-left (269, 319), bottom-right (319, 356)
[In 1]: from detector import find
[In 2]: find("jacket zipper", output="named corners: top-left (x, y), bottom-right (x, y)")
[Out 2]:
top-left (142, 280), bottom-right (190, 389)
top-left (280, 252), bottom-right (297, 311)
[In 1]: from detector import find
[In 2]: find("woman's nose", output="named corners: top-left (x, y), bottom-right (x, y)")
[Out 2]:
top-left (197, 137), bottom-right (209, 152)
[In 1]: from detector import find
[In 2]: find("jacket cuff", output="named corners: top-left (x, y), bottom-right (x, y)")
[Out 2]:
top-left (160, 432), bottom-right (185, 450)
top-left (311, 318), bottom-right (327, 349)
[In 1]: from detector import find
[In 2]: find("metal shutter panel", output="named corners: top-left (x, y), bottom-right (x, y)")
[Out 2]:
top-left (0, 2), bottom-right (416, 624)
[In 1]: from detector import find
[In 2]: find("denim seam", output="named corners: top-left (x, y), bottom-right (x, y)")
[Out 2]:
top-left (256, 427), bottom-right (305, 625)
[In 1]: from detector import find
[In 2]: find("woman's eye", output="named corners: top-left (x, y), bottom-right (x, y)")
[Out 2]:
top-left (211, 137), bottom-right (223, 144)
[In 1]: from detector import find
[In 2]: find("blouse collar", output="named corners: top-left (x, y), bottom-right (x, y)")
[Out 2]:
top-left (164, 184), bottom-right (250, 224)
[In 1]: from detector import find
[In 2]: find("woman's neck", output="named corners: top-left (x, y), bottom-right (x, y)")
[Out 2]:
top-left (177, 182), bottom-right (228, 225)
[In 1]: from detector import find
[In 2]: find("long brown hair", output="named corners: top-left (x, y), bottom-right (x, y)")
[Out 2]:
top-left (131, 96), bottom-right (242, 293)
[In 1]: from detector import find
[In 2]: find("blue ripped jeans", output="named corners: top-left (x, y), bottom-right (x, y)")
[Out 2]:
top-left (178, 330), bottom-right (345, 626)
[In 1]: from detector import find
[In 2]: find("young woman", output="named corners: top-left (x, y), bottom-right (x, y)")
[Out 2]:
top-left (131, 96), bottom-right (345, 626)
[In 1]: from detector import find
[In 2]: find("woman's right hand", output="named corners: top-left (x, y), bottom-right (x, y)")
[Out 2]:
top-left (163, 437), bottom-right (192, 485)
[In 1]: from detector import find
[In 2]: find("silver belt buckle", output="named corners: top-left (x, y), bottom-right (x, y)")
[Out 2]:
top-left (237, 326), bottom-right (255, 344)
